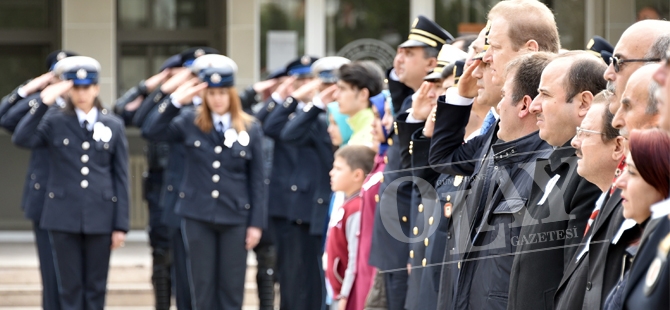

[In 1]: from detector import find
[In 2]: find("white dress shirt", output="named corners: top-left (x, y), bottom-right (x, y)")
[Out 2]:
top-left (75, 107), bottom-right (98, 130)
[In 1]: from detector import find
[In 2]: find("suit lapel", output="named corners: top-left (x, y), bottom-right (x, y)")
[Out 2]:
top-left (64, 112), bottom-right (87, 141)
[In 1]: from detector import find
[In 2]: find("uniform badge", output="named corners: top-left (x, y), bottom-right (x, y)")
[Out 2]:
top-left (238, 131), bottom-right (250, 147)
top-left (194, 49), bottom-right (205, 58)
top-left (301, 55), bottom-right (311, 65)
top-left (57, 52), bottom-right (67, 61)
top-left (444, 202), bottom-right (452, 218)
top-left (92, 122), bottom-right (113, 143)
top-left (210, 73), bottom-right (221, 84)
top-left (224, 128), bottom-right (238, 148)
top-left (453, 175), bottom-right (463, 187)
top-left (76, 69), bottom-right (87, 79)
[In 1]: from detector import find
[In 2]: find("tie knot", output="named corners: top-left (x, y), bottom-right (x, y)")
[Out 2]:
top-left (218, 121), bottom-right (224, 132)
top-left (82, 120), bottom-right (89, 129)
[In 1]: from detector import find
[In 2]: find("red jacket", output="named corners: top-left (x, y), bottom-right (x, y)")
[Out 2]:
top-left (326, 194), bottom-right (361, 298)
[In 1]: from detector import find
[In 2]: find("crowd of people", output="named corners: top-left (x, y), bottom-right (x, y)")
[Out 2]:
top-left (1, 0), bottom-right (670, 309)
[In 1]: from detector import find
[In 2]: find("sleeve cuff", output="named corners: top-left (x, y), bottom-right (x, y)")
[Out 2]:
top-left (442, 87), bottom-right (474, 106)
top-left (271, 92), bottom-right (284, 104)
top-left (405, 108), bottom-right (424, 123)
top-left (312, 96), bottom-right (326, 110)
top-left (170, 95), bottom-right (182, 108)
top-left (17, 87), bottom-right (27, 98)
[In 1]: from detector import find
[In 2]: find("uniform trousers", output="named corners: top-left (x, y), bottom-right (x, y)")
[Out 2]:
top-left (384, 270), bottom-right (408, 310)
top-left (49, 231), bottom-right (112, 310)
top-left (281, 221), bottom-right (324, 310)
top-left (169, 227), bottom-right (192, 309)
top-left (183, 218), bottom-right (247, 310)
top-left (34, 221), bottom-right (61, 310)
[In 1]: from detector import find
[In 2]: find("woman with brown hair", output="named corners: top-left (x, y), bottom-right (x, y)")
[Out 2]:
top-left (143, 54), bottom-right (266, 310)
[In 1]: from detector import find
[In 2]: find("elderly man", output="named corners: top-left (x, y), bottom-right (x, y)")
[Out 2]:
top-left (512, 52), bottom-right (606, 310)
top-left (613, 64), bottom-right (662, 138)
top-left (553, 93), bottom-right (625, 309)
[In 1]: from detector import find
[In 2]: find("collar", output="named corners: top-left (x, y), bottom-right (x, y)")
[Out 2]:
top-left (491, 130), bottom-right (550, 163)
top-left (211, 112), bottom-right (232, 131)
top-left (75, 107), bottom-right (98, 130)
top-left (344, 191), bottom-right (361, 203)
top-left (651, 198), bottom-right (670, 219)
top-left (548, 140), bottom-right (577, 172)
top-left (347, 108), bottom-right (374, 133)
top-left (490, 106), bottom-right (499, 119)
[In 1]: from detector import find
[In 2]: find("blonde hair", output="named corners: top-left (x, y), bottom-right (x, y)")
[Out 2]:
top-left (195, 87), bottom-right (254, 133)
top-left (488, 0), bottom-right (560, 53)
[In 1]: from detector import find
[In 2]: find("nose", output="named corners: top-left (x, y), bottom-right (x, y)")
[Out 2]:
top-left (529, 97), bottom-right (542, 115)
top-left (570, 134), bottom-right (581, 150)
top-left (611, 105), bottom-right (625, 129)
top-left (472, 63), bottom-right (483, 79)
top-left (483, 48), bottom-right (493, 64)
top-left (604, 63), bottom-right (616, 83)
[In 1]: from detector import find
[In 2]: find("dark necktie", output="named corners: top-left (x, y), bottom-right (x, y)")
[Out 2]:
top-left (82, 120), bottom-right (91, 139)
top-left (217, 121), bottom-right (225, 142)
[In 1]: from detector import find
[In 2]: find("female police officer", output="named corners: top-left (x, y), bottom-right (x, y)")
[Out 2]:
top-left (142, 54), bottom-right (266, 309)
top-left (12, 56), bottom-right (129, 310)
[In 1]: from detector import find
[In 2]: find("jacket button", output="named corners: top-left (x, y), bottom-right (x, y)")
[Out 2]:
top-left (212, 161), bottom-right (221, 169)
top-left (34, 183), bottom-right (40, 190)
top-left (264, 179), bottom-right (270, 185)
top-left (31, 174), bottom-right (36, 180)
top-left (245, 204), bottom-right (251, 209)
top-left (296, 219), bottom-right (302, 224)
top-left (80, 180), bottom-right (88, 188)
top-left (240, 151), bottom-right (246, 157)
top-left (447, 232), bottom-right (452, 239)
top-left (212, 174), bottom-right (220, 183)
top-left (179, 192), bottom-right (185, 198)
top-left (409, 250), bottom-right (414, 258)
top-left (422, 258), bottom-right (427, 267)
top-left (194, 140), bottom-right (201, 147)
top-left (291, 185), bottom-right (297, 191)
top-left (387, 137), bottom-right (393, 146)
top-left (268, 102), bottom-right (275, 110)
top-left (82, 141), bottom-right (90, 150)
top-left (112, 196), bottom-right (118, 202)
top-left (380, 175), bottom-right (384, 183)
top-left (211, 190), bottom-right (219, 198)
top-left (63, 138), bottom-right (69, 146)
top-left (384, 156), bottom-right (388, 164)
top-left (418, 204), bottom-right (424, 213)
top-left (167, 185), bottom-right (173, 191)
top-left (286, 97), bottom-right (293, 104)
top-left (586, 282), bottom-right (592, 291)
top-left (402, 216), bottom-right (407, 222)
top-left (103, 143), bottom-right (109, 150)
top-left (48, 192), bottom-right (54, 199)
top-left (428, 216), bottom-right (434, 225)
top-left (81, 154), bottom-right (89, 163)
top-left (413, 227), bottom-right (418, 235)
top-left (81, 167), bottom-right (89, 176)
top-left (424, 238), bottom-right (429, 246)
top-left (214, 146), bottom-right (222, 154)
top-left (317, 198), bottom-right (324, 204)
top-left (375, 194), bottom-right (380, 203)
top-left (447, 195), bottom-right (451, 202)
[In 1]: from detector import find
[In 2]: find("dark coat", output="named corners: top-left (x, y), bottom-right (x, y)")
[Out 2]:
top-left (262, 96), bottom-right (330, 226)
top-left (279, 102), bottom-right (333, 235)
top-left (506, 143), bottom-right (600, 310)
top-left (113, 80), bottom-right (149, 126)
top-left (142, 102), bottom-right (266, 229)
top-left (13, 100), bottom-right (130, 233)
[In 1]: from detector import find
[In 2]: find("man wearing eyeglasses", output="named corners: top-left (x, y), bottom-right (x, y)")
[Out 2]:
top-left (603, 20), bottom-right (670, 114)
top-left (554, 92), bottom-right (626, 310)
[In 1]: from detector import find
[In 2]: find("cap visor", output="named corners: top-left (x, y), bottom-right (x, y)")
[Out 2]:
top-left (399, 39), bottom-right (430, 48)
top-left (423, 72), bottom-right (442, 81)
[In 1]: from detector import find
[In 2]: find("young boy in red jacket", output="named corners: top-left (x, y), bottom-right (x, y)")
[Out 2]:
top-left (325, 145), bottom-right (376, 310)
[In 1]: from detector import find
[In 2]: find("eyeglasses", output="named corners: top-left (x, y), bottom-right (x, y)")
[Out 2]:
top-left (575, 126), bottom-right (604, 139)
top-left (610, 55), bottom-right (661, 73)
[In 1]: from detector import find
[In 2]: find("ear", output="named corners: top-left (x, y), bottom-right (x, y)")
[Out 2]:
top-left (426, 57), bottom-right (438, 72)
top-left (353, 168), bottom-right (365, 182)
top-left (612, 136), bottom-right (626, 161)
top-left (517, 95), bottom-right (533, 118)
top-left (577, 91), bottom-right (594, 118)
top-left (359, 87), bottom-right (370, 103)
top-left (524, 40), bottom-right (539, 52)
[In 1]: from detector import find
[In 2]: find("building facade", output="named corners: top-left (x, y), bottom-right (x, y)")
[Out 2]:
top-left (0, 0), bottom-right (667, 229)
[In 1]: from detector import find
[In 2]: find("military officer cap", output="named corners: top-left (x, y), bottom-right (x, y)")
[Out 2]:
top-left (311, 56), bottom-right (350, 84)
top-left (55, 56), bottom-right (101, 86)
top-left (286, 55), bottom-right (319, 78)
top-left (424, 44), bottom-right (468, 81)
top-left (180, 47), bottom-right (220, 67)
top-left (266, 67), bottom-right (287, 80)
top-left (45, 50), bottom-right (78, 71)
top-left (586, 36), bottom-right (614, 65)
top-left (191, 54), bottom-right (238, 88)
top-left (399, 15), bottom-right (454, 50)
top-left (159, 54), bottom-right (182, 72)
top-left (452, 60), bottom-right (466, 85)
top-left (473, 21), bottom-right (492, 61)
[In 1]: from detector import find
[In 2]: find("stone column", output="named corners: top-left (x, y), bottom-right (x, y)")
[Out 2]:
top-left (228, 0), bottom-right (260, 88)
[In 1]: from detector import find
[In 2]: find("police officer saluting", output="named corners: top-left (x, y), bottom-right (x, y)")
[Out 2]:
top-left (12, 56), bottom-right (130, 310)
top-left (142, 54), bottom-right (266, 310)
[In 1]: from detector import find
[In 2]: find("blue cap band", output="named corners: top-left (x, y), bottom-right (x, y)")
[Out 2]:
top-left (288, 66), bottom-right (312, 76)
top-left (62, 71), bottom-right (99, 85)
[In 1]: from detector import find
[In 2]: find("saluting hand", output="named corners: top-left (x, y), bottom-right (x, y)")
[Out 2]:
top-left (318, 84), bottom-right (338, 105)
top-left (458, 59), bottom-right (480, 99)
top-left (411, 82), bottom-right (435, 121)
top-left (111, 231), bottom-right (126, 250)
top-left (145, 70), bottom-right (170, 93)
top-left (291, 79), bottom-right (321, 103)
top-left (245, 227), bottom-right (262, 250)
top-left (40, 80), bottom-right (73, 105)
top-left (172, 77), bottom-right (208, 105)
top-left (22, 72), bottom-right (55, 96)
top-left (274, 76), bottom-right (297, 102)
top-left (160, 68), bottom-right (193, 94)
top-left (252, 78), bottom-right (278, 93)
top-left (423, 105), bottom-right (438, 138)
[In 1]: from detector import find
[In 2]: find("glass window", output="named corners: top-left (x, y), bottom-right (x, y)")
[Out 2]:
top-left (325, 0), bottom-right (409, 70)
top-left (260, 0), bottom-right (306, 76)
top-left (118, 44), bottom-right (198, 94)
top-left (434, 0), bottom-right (493, 38)
top-left (0, 45), bottom-right (50, 96)
top-left (118, 0), bottom-right (208, 30)
top-left (0, 0), bottom-right (52, 29)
